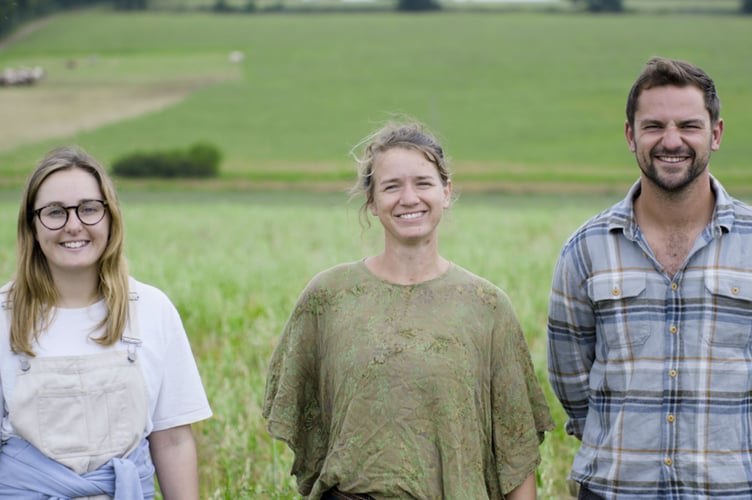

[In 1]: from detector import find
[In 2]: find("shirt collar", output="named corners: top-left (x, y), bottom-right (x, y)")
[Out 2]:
top-left (607, 174), bottom-right (735, 240)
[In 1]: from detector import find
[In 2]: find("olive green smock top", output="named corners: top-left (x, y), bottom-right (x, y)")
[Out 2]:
top-left (263, 261), bottom-right (554, 499)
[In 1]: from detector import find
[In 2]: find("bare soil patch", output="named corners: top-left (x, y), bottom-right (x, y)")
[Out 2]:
top-left (0, 80), bottom-right (215, 152)
top-left (1, 17), bottom-right (234, 152)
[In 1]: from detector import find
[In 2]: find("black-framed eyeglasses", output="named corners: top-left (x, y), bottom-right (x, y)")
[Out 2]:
top-left (33, 200), bottom-right (108, 231)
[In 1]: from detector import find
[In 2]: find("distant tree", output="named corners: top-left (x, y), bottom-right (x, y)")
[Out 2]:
top-left (397, 0), bottom-right (440, 12)
top-left (571, 0), bottom-right (623, 12)
top-left (743, 0), bottom-right (752, 14)
top-left (113, 0), bottom-right (146, 10)
top-left (0, 0), bottom-right (18, 36)
top-left (25, 0), bottom-right (55, 16)
top-left (0, 0), bottom-right (105, 38)
top-left (212, 0), bottom-right (230, 11)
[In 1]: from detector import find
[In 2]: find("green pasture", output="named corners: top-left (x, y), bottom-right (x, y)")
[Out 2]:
top-left (1, 9), bottom-right (751, 191)
top-left (0, 189), bottom-right (623, 498)
top-left (1, 5), bottom-right (752, 498)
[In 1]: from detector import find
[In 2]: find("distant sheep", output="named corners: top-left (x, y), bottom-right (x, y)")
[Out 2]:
top-left (0, 66), bottom-right (45, 86)
top-left (228, 51), bottom-right (245, 64)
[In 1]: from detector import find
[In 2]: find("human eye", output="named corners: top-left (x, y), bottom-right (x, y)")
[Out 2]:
top-left (79, 201), bottom-right (102, 215)
top-left (415, 176), bottom-right (438, 188)
top-left (42, 205), bottom-right (66, 218)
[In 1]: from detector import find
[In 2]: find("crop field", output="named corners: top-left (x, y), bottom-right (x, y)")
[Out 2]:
top-left (0, 5), bottom-right (751, 499)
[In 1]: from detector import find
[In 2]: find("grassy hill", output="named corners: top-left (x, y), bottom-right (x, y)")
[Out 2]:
top-left (0, 6), bottom-right (751, 193)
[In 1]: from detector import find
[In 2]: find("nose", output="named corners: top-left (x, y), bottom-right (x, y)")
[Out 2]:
top-left (400, 184), bottom-right (419, 205)
top-left (62, 207), bottom-right (83, 230)
top-left (661, 125), bottom-right (683, 150)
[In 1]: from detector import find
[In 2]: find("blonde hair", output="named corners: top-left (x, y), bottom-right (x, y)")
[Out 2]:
top-left (10, 145), bottom-right (130, 356)
top-left (349, 120), bottom-right (452, 227)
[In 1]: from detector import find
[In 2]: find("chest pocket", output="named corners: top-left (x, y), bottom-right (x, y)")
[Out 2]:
top-left (703, 270), bottom-right (752, 348)
top-left (587, 273), bottom-right (650, 349)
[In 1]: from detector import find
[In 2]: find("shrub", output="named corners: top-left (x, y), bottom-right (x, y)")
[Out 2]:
top-left (570, 0), bottom-right (623, 12)
top-left (111, 142), bottom-right (221, 178)
top-left (396, 0), bottom-right (440, 11)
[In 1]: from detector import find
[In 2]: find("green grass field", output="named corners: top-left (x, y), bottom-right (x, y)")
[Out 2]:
top-left (1, 8), bottom-right (751, 192)
top-left (1, 5), bottom-right (752, 498)
top-left (0, 190), bottom-right (620, 498)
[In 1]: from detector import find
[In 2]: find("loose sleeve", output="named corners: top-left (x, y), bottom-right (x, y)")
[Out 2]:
top-left (262, 286), bottom-right (328, 496)
top-left (547, 245), bottom-right (595, 440)
top-left (491, 292), bottom-right (554, 495)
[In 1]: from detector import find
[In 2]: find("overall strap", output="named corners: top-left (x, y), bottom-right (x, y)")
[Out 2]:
top-left (122, 291), bottom-right (141, 363)
top-left (1, 299), bottom-right (30, 373)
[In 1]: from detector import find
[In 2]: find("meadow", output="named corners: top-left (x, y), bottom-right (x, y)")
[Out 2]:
top-left (0, 189), bottom-right (620, 498)
top-left (0, 5), bottom-right (752, 499)
top-left (1, 8), bottom-right (752, 191)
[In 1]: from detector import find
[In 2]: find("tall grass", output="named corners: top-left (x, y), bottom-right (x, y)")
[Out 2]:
top-left (1, 7), bottom-right (751, 496)
top-left (1, 11), bottom-right (751, 190)
top-left (0, 189), bottom-right (627, 498)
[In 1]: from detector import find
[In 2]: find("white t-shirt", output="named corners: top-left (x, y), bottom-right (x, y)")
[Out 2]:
top-left (0, 278), bottom-right (212, 440)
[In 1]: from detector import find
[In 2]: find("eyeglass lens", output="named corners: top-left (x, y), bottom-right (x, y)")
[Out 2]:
top-left (37, 200), bottom-right (107, 230)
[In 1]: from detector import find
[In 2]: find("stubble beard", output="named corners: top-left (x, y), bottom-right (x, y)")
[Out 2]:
top-left (637, 146), bottom-right (710, 195)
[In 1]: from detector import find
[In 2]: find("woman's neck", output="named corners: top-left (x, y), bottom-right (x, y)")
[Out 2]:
top-left (366, 245), bottom-right (449, 285)
top-left (53, 272), bottom-right (101, 308)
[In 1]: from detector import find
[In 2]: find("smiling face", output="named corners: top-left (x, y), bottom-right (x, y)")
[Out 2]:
top-left (33, 167), bottom-right (110, 281)
top-left (626, 85), bottom-right (723, 193)
top-left (369, 147), bottom-right (451, 248)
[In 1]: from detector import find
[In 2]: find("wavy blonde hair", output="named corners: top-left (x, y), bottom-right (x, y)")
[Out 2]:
top-left (10, 145), bottom-right (130, 356)
top-left (349, 120), bottom-right (453, 228)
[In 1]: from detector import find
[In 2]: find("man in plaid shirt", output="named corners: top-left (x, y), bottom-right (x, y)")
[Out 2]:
top-left (548, 56), bottom-right (752, 499)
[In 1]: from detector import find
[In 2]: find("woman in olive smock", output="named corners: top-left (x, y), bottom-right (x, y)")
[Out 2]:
top-left (263, 121), bottom-right (553, 500)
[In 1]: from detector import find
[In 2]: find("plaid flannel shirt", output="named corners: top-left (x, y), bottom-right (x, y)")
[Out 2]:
top-left (548, 176), bottom-right (752, 499)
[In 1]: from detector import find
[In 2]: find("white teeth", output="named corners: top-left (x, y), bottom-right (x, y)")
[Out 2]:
top-left (62, 241), bottom-right (87, 249)
top-left (658, 156), bottom-right (685, 163)
top-left (399, 212), bottom-right (423, 219)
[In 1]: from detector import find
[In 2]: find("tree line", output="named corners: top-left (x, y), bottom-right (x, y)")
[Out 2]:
top-left (2, 0), bottom-right (751, 39)
top-left (0, 0), bottom-right (143, 38)
top-left (573, 0), bottom-right (752, 13)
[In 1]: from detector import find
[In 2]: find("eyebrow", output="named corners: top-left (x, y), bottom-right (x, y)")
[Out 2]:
top-left (34, 197), bottom-right (102, 208)
top-left (639, 116), bottom-right (707, 126)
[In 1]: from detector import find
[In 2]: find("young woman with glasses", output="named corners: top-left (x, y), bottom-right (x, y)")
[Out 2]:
top-left (0, 145), bottom-right (212, 498)
top-left (263, 121), bottom-right (554, 500)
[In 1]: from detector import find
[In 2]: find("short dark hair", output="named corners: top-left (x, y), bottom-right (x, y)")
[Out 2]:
top-left (625, 56), bottom-right (720, 128)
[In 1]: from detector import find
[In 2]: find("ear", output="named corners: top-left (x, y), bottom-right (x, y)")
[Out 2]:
top-left (625, 120), bottom-right (636, 152)
top-left (442, 180), bottom-right (453, 209)
top-left (369, 199), bottom-right (377, 216)
top-left (711, 118), bottom-right (724, 151)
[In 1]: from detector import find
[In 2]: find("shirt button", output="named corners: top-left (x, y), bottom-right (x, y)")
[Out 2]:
top-left (671, 283), bottom-right (678, 291)
top-left (669, 370), bottom-right (677, 377)
top-left (670, 325), bottom-right (678, 334)
top-left (667, 414), bottom-right (675, 423)
top-left (665, 458), bottom-right (673, 466)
